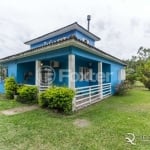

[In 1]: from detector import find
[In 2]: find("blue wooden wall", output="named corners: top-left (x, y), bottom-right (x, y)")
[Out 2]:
top-left (31, 30), bottom-right (95, 49)
top-left (0, 46), bottom-right (124, 94)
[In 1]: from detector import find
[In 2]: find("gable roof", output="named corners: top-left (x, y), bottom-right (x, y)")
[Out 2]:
top-left (24, 22), bottom-right (100, 45)
top-left (0, 36), bottom-right (126, 66)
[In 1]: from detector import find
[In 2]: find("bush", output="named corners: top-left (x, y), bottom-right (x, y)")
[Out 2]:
top-left (145, 80), bottom-right (150, 90)
top-left (115, 80), bottom-right (130, 96)
top-left (144, 79), bottom-right (150, 90)
top-left (139, 75), bottom-right (150, 90)
top-left (4, 77), bottom-right (17, 99)
top-left (38, 87), bottom-right (75, 114)
top-left (38, 92), bottom-right (49, 108)
top-left (17, 85), bottom-right (38, 103)
top-left (126, 74), bottom-right (136, 85)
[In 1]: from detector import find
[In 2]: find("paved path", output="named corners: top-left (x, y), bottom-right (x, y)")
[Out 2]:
top-left (0, 105), bottom-right (39, 116)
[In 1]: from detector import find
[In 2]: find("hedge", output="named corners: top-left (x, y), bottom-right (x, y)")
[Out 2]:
top-left (17, 85), bottom-right (38, 103)
top-left (4, 77), bottom-right (17, 99)
top-left (39, 87), bottom-right (75, 114)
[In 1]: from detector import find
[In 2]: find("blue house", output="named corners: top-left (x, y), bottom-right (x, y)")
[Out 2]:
top-left (0, 22), bottom-right (126, 110)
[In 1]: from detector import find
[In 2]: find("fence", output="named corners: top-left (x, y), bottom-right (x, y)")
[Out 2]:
top-left (73, 83), bottom-right (111, 110)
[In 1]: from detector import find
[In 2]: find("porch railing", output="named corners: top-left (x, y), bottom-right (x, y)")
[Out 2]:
top-left (102, 83), bottom-right (112, 98)
top-left (73, 83), bottom-right (111, 110)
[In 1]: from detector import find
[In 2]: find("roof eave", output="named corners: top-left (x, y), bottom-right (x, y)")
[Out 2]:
top-left (0, 39), bottom-right (126, 66)
top-left (24, 22), bottom-right (100, 45)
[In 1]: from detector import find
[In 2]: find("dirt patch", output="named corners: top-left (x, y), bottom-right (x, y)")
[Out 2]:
top-left (0, 105), bottom-right (39, 116)
top-left (73, 119), bottom-right (90, 128)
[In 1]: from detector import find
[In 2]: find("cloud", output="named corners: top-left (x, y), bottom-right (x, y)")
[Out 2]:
top-left (0, 0), bottom-right (150, 59)
top-left (0, 17), bottom-right (31, 57)
top-left (130, 17), bottom-right (140, 28)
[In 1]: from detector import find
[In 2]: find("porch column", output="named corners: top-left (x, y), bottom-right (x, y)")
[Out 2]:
top-left (98, 62), bottom-right (103, 99)
top-left (35, 60), bottom-right (41, 87)
top-left (68, 54), bottom-right (75, 89)
top-left (68, 54), bottom-right (75, 111)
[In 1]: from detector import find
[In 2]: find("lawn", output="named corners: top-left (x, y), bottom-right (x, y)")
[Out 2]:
top-left (0, 88), bottom-right (150, 150)
top-left (0, 95), bottom-right (24, 111)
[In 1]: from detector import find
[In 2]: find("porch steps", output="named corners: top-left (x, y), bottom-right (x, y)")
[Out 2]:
top-left (39, 86), bottom-right (49, 91)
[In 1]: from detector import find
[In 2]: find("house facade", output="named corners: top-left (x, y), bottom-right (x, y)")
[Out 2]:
top-left (0, 22), bottom-right (126, 110)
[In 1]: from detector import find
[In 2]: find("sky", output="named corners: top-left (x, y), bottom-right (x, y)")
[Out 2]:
top-left (0, 0), bottom-right (150, 59)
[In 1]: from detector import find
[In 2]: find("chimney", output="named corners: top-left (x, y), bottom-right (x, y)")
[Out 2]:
top-left (87, 15), bottom-right (91, 31)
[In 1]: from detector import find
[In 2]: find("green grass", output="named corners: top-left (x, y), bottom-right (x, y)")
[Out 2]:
top-left (0, 88), bottom-right (150, 150)
top-left (0, 96), bottom-right (24, 111)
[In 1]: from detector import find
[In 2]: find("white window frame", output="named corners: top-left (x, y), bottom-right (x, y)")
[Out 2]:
top-left (118, 68), bottom-right (126, 81)
top-left (0, 66), bottom-right (8, 81)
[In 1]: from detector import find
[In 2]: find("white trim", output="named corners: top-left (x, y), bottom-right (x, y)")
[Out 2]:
top-left (25, 23), bottom-right (100, 45)
top-left (89, 68), bottom-right (93, 80)
top-left (119, 68), bottom-right (126, 81)
top-left (68, 54), bottom-right (75, 89)
top-left (72, 41), bottom-right (125, 65)
top-left (68, 54), bottom-right (75, 111)
top-left (0, 39), bottom-right (126, 65)
top-left (98, 62), bottom-right (103, 99)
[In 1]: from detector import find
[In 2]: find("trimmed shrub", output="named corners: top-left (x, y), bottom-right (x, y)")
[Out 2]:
top-left (115, 80), bottom-right (130, 96)
top-left (4, 77), bottom-right (17, 99)
top-left (38, 87), bottom-right (75, 114)
top-left (17, 85), bottom-right (38, 103)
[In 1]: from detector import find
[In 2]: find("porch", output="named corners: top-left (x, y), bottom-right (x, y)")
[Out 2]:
top-left (16, 53), bottom-right (112, 111)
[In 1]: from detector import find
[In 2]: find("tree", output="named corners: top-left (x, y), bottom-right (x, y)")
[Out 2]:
top-left (139, 60), bottom-right (150, 89)
top-left (137, 46), bottom-right (150, 61)
top-left (125, 46), bottom-right (150, 89)
top-left (124, 56), bottom-right (138, 85)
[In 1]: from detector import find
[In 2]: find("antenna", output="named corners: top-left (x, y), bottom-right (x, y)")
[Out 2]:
top-left (87, 15), bottom-right (91, 31)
